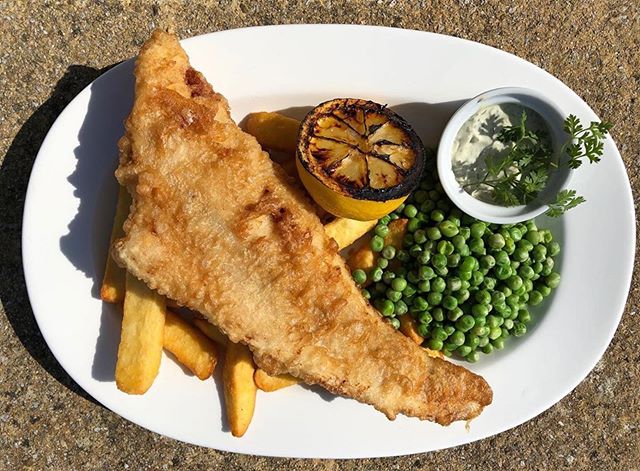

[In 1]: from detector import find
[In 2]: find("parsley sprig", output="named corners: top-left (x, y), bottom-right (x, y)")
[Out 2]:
top-left (464, 112), bottom-right (612, 217)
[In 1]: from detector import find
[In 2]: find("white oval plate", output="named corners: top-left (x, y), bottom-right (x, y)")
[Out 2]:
top-left (22, 25), bottom-right (634, 458)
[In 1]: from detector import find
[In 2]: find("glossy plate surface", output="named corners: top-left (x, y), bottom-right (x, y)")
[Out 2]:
top-left (22, 25), bottom-right (634, 458)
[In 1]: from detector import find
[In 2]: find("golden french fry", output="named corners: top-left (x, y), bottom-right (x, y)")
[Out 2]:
top-left (254, 368), bottom-right (298, 392)
top-left (245, 112), bottom-right (299, 153)
top-left (385, 218), bottom-right (409, 248)
top-left (223, 342), bottom-right (257, 437)
top-left (115, 273), bottom-right (166, 394)
top-left (163, 311), bottom-right (218, 380)
top-left (100, 186), bottom-right (131, 303)
top-left (399, 315), bottom-right (424, 345)
top-left (324, 218), bottom-right (377, 250)
top-left (193, 318), bottom-right (228, 347)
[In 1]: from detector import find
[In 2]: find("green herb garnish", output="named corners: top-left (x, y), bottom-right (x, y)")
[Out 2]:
top-left (464, 112), bottom-right (612, 217)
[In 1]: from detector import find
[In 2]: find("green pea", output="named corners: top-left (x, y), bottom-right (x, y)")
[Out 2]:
top-left (495, 251), bottom-right (510, 266)
top-left (488, 326), bottom-right (502, 340)
top-left (427, 292), bottom-right (442, 306)
top-left (487, 314), bottom-right (502, 328)
top-left (431, 253), bottom-right (446, 269)
top-left (417, 251), bottom-right (431, 265)
top-left (526, 220), bottom-right (538, 232)
top-left (352, 269), bottom-right (367, 285)
top-left (446, 277), bottom-right (462, 292)
top-left (510, 260), bottom-right (520, 271)
top-left (473, 316), bottom-right (487, 327)
top-left (529, 290), bottom-right (543, 305)
top-left (418, 311), bottom-right (432, 325)
top-left (413, 229), bottom-right (427, 245)
top-left (420, 200), bottom-right (435, 213)
top-left (538, 285), bottom-right (551, 297)
top-left (438, 220), bottom-right (459, 238)
top-left (481, 343), bottom-right (494, 354)
top-left (541, 257), bottom-right (554, 276)
top-left (447, 253), bottom-right (461, 267)
top-left (488, 233), bottom-right (506, 250)
top-left (386, 289), bottom-right (402, 302)
top-left (495, 265), bottom-right (512, 280)
top-left (403, 204), bottom-right (418, 218)
top-left (509, 227), bottom-right (523, 242)
top-left (465, 334), bottom-right (481, 349)
top-left (452, 234), bottom-right (466, 249)
top-left (545, 272), bottom-right (561, 289)
top-left (413, 190), bottom-right (428, 203)
top-left (361, 288), bottom-right (371, 300)
top-left (396, 249), bottom-right (410, 262)
top-left (503, 237), bottom-right (516, 255)
top-left (443, 324), bottom-right (456, 336)
top-left (430, 209), bottom-right (445, 222)
top-left (375, 258), bottom-right (388, 271)
top-left (459, 256), bottom-right (475, 273)
top-left (432, 277), bottom-right (446, 293)
top-left (507, 275), bottom-right (523, 291)
top-left (482, 277), bottom-right (497, 290)
top-left (426, 227), bottom-right (442, 240)
top-left (431, 326), bottom-right (448, 342)
top-left (447, 307), bottom-right (464, 322)
top-left (513, 248), bottom-right (529, 262)
top-left (472, 304), bottom-right (489, 317)
top-left (525, 230), bottom-right (541, 245)
top-left (478, 335), bottom-right (490, 349)
top-left (471, 324), bottom-right (490, 337)
top-left (492, 337), bottom-right (506, 349)
top-left (457, 345), bottom-right (472, 357)
top-left (437, 240), bottom-right (454, 255)
top-left (470, 221), bottom-right (486, 239)
top-left (394, 300), bottom-right (408, 316)
top-left (548, 241), bottom-right (561, 257)
top-left (423, 240), bottom-right (435, 252)
top-left (427, 338), bottom-right (443, 350)
top-left (470, 271), bottom-right (484, 287)
top-left (480, 255), bottom-right (496, 270)
top-left (378, 215), bottom-right (391, 226)
top-left (442, 295), bottom-right (458, 310)
top-left (404, 282), bottom-right (417, 296)
top-left (374, 224), bottom-right (389, 239)
top-left (475, 290), bottom-right (492, 306)
top-left (455, 315), bottom-right (475, 332)
top-left (491, 291), bottom-right (505, 305)
top-left (517, 309), bottom-right (531, 323)
top-left (469, 238), bottom-right (485, 255)
top-left (513, 321), bottom-right (527, 337)
top-left (543, 230), bottom-right (553, 244)
top-left (455, 289), bottom-right (470, 303)
top-left (416, 280), bottom-right (429, 293)
top-left (371, 267), bottom-right (383, 282)
top-left (532, 261), bottom-right (543, 274)
top-left (432, 307), bottom-right (444, 322)
top-left (461, 280), bottom-right (471, 290)
top-left (382, 271), bottom-right (396, 284)
top-left (371, 235), bottom-right (384, 252)
top-left (391, 278), bottom-right (407, 292)
top-left (506, 294), bottom-right (520, 308)
top-left (407, 218), bottom-right (420, 232)
top-left (376, 299), bottom-right (395, 317)
top-left (459, 227), bottom-right (471, 240)
top-left (418, 266), bottom-right (435, 281)
top-left (523, 278), bottom-right (533, 292)
top-left (503, 318), bottom-right (514, 330)
top-left (532, 244), bottom-right (547, 261)
top-left (518, 239), bottom-right (534, 252)
top-left (409, 245), bottom-right (423, 258)
top-left (412, 296), bottom-right (429, 311)
top-left (458, 244), bottom-right (471, 257)
top-left (436, 200), bottom-right (451, 211)
top-left (416, 322), bottom-right (429, 337)
top-left (382, 245), bottom-right (397, 260)
top-left (450, 331), bottom-right (465, 346)
top-left (519, 265), bottom-right (535, 280)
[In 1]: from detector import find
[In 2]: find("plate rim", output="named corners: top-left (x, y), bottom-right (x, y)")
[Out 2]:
top-left (20, 24), bottom-right (636, 458)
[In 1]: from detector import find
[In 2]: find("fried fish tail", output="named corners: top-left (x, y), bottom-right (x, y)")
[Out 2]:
top-left (113, 30), bottom-right (492, 424)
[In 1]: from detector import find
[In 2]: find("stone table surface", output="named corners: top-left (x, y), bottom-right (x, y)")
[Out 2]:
top-left (1, 1), bottom-right (638, 470)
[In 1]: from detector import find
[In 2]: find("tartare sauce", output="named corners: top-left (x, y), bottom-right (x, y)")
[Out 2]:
top-left (451, 103), bottom-right (549, 203)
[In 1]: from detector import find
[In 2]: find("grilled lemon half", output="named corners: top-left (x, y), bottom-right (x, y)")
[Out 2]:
top-left (296, 98), bottom-right (426, 220)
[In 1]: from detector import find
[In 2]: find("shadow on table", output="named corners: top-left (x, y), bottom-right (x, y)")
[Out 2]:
top-left (0, 64), bottom-right (120, 406)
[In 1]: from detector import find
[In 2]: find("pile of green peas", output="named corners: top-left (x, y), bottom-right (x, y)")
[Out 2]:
top-left (351, 170), bottom-right (561, 362)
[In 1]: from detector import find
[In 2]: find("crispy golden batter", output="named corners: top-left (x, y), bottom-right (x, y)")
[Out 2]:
top-left (113, 30), bottom-right (492, 424)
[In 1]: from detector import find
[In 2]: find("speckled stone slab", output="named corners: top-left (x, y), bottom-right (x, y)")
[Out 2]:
top-left (1, 2), bottom-right (638, 470)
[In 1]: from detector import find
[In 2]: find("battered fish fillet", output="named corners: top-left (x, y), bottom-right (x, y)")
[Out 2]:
top-left (114, 30), bottom-right (492, 424)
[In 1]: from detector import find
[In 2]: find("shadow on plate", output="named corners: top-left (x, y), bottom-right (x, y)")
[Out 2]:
top-left (0, 64), bottom-right (121, 406)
